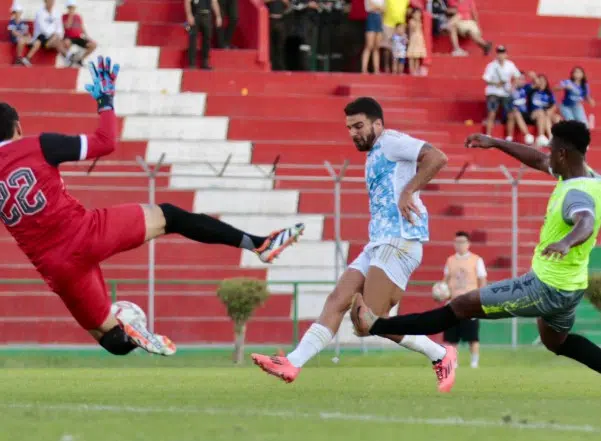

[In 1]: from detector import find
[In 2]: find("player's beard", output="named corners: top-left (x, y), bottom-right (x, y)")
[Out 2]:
top-left (353, 128), bottom-right (376, 152)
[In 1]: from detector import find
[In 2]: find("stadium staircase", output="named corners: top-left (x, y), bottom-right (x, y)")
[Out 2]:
top-left (0, 0), bottom-right (600, 346)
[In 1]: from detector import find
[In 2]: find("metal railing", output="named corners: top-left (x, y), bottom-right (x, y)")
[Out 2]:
top-left (2, 156), bottom-right (566, 348)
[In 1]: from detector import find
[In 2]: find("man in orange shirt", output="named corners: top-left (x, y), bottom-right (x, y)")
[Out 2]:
top-left (441, 231), bottom-right (487, 368)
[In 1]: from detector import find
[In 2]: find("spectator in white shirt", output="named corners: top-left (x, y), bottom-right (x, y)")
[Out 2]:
top-left (33, 0), bottom-right (70, 61)
top-left (482, 45), bottom-right (520, 137)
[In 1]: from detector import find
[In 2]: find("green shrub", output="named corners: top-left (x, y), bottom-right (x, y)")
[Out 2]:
top-left (217, 278), bottom-right (270, 364)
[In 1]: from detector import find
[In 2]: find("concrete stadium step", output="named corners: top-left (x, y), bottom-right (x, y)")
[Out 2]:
top-left (433, 33), bottom-right (601, 58)
top-left (76, 68), bottom-right (183, 94)
top-left (123, 116), bottom-right (228, 140)
top-left (297, 190), bottom-right (551, 215)
top-left (115, 1), bottom-right (186, 22)
top-left (66, 188), bottom-right (193, 208)
top-left (321, 216), bottom-right (541, 243)
top-left (0, 265), bottom-right (268, 281)
top-left (220, 214), bottom-right (325, 241)
top-left (0, 293), bottom-right (293, 318)
top-left (16, 0), bottom-right (117, 22)
top-left (477, 11), bottom-right (600, 35)
top-left (0, 20), bottom-right (138, 47)
top-left (60, 163), bottom-right (171, 188)
top-left (0, 319), bottom-right (305, 344)
top-left (18, 113), bottom-right (124, 135)
top-left (1, 91), bottom-right (206, 116)
top-left (476, 0), bottom-right (539, 12)
top-left (347, 243), bottom-right (533, 268)
top-left (430, 55), bottom-right (601, 79)
top-left (159, 48), bottom-right (263, 70)
top-left (206, 95), bottom-right (430, 121)
top-left (0, 67), bottom-right (78, 89)
top-left (227, 118), bottom-right (451, 144)
top-left (240, 241), bottom-right (349, 269)
top-left (191, 189), bottom-right (299, 215)
top-left (169, 163), bottom-right (275, 191)
top-left (145, 140), bottom-right (253, 163)
top-left (58, 46), bottom-right (162, 69)
top-left (137, 23), bottom-right (189, 47)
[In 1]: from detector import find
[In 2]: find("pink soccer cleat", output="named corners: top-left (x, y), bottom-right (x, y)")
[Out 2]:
top-left (251, 353), bottom-right (300, 383)
top-left (433, 345), bottom-right (457, 393)
top-left (254, 223), bottom-right (305, 263)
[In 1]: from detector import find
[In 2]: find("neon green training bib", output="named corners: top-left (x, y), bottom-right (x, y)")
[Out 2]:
top-left (532, 177), bottom-right (601, 291)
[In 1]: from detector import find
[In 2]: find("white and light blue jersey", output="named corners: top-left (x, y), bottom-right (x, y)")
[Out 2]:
top-left (365, 129), bottom-right (429, 243)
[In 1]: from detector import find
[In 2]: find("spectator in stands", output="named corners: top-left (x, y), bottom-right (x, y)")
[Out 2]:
top-left (185, 0), bottom-right (222, 70)
top-left (446, 0), bottom-right (491, 56)
top-left (430, 0), bottom-right (449, 36)
top-left (529, 74), bottom-right (557, 147)
top-left (391, 22), bottom-right (408, 74)
top-left (33, 0), bottom-right (70, 63)
top-left (290, 0), bottom-right (320, 71)
top-left (62, 0), bottom-right (97, 67)
top-left (217, 0), bottom-right (238, 48)
top-left (406, 8), bottom-right (426, 75)
top-left (361, 0), bottom-right (385, 73)
top-left (265, 0), bottom-right (288, 71)
top-left (507, 71), bottom-right (535, 145)
top-left (482, 45), bottom-right (519, 137)
top-left (380, 0), bottom-right (409, 73)
top-left (7, 3), bottom-right (41, 66)
top-left (556, 67), bottom-right (596, 126)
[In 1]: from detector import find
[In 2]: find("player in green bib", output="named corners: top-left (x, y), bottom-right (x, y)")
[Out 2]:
top-left (350, 120), bottom-right (601, 376)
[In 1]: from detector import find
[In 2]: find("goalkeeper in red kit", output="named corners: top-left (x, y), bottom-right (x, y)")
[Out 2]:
top-left (0, 56), bottom-right (305, 356)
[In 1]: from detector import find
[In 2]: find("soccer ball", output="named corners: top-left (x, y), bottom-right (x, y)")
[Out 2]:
top-left (432, 282), bottom-right (451, 302)
top-left (110, 301), bottom-right (148, 328)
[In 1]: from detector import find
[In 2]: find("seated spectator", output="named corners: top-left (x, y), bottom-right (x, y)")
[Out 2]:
top-left (430, 0), bottom-right (449, 36)
top-left (33, 0), bottom-right (71, 63)
top-left (482, 45), bottom-right (520, 137)
top-left (361, 0), bottom-right (385, 73)
top-left (62, 0), bottom-right (97, 67)
top-left (380, 0), bottom-right (409, 73)
top-left (391, 22), bottom-right (408, 74)
top-left (7, 3), bottom-right (41, 66)
top-left (406, 8), bottom-right (426, 75)
top-left (446, 0), bottom-right (491, 56)
top-left (507, 71), bottom-right (535, 145)
top-left (529, 74), bottom-right (557, 147)
top-left (556, 66), bottom-right (596, 126)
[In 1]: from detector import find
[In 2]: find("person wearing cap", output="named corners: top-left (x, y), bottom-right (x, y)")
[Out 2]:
top-left (62, 0), bottom-right (97, 67)
top-left (446, 0), bottom-right (491, 56)
top-left (482, 45), bottom-right (520, 137)
top-left (7, 4), bottom-right (42, 66)
top-left (33, 0), bottom-right (71, 62)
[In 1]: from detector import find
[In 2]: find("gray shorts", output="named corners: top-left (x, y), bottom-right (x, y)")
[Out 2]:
top-left (479, 271), bottom-right (585, 333)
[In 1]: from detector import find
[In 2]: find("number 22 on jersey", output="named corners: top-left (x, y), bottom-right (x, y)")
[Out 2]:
top-left (0, 168), bottom-right (47, 227)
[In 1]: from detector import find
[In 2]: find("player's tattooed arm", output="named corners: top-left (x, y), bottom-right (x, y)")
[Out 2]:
top-left (465, 134), bottom-right (551, 175)
top-left (402, 143), bottom-right (448, 194)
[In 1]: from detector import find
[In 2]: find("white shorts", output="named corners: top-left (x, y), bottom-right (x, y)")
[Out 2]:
top-left (348, 238), bottom-right (423, 290)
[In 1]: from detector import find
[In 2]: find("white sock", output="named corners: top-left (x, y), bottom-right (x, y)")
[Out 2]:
top-left (287, 323), bottom-right (333, 368)
top-left (399, 335), bottom-right (447, 362)
top-left (471, 353), bottom-right (479, 367)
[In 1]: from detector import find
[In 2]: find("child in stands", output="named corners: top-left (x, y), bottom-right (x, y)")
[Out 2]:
top-left (62, 0), bottom-right (97, 67)
top-left (7, 4), bottom-right (41, 66)
top-left (406, 8), bottom-right (426, 75)
top-left (391, 22), bottom-right (408, 74)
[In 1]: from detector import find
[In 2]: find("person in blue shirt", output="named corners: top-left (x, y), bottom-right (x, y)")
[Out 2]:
top-left (529, 74), bottom-right (557, 147)
top-left (507, 71), bottom-right (535, 145)
top-left (556, 66), bottom-right (596, 126)
top-left (7, 4), bottom-right (41, 66)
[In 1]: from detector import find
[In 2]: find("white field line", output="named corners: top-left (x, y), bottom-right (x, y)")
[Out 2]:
top-left (0, 402), bottom-right (598, 433)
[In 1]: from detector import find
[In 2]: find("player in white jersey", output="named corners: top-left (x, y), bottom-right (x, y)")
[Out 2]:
top-left (252, 97), bottom-right (457, 392)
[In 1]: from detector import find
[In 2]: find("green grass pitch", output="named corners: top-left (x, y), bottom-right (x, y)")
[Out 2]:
top-left (0, 347), bottom-right (599, 441)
